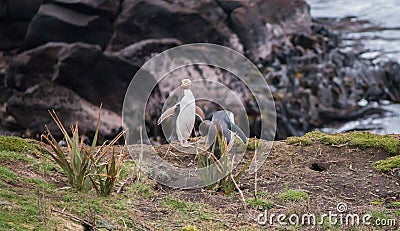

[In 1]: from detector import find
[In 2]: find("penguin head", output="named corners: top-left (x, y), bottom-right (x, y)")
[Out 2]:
top-left (213, 111), bottom-right (234, 129)
top-left (181, 79), bottom-right (192, 89)
top-left (212, 110), bottom-right (247, 145)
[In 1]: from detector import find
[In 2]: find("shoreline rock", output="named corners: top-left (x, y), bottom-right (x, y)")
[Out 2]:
top-left (0, 0), bottom-right (399, 140)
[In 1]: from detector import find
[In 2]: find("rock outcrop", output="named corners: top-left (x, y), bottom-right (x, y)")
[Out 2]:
top-left (22, 4), bottom-right (113, 50)
top-left (6, 82), bottom-right (121, 138)
top-left (0, 0), bottom-right (399, 141)
top-left (49, 0), bottom-right (121, 20)
top-left (0, 0), bottom-right (42, 50)
top-left (6, 42), bottom-right (140, 112)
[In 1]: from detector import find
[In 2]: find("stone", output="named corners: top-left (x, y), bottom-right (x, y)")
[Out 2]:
top-left (6, 82), bottom-right (122, 137)
top-left (0, 0), bottom-right (6, 18)
top-left (22, 4), bottom-right (112, 50)
top-left (256, 0), bottom-right (312, 35)
top-left (6, 42), bottom-right (141, 112)
top-left (116, 38), bottom-right (182, 67)
top-left (0, 21), bottom-right (30, 50)
top-left (381, 61), bottom-right (400, 102)
top-left (108, 0), bottom-right (234, 52)
top-left (230, 5), bottom-right (270, 63)
top-left (0, 0), bottom-right (42, 50)
top-left (3, 0), bottom-right (42, 20)
top-left (49, 0), bottom-right (121, 20)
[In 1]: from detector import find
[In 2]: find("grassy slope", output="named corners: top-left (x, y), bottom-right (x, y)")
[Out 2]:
top-left (0, 132), bottom-right (399, 230)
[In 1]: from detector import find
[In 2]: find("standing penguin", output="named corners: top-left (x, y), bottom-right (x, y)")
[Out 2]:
top-left (199, 110), bottom-right (247, 159)
top-left (157, 79), bottom-right (205, 146)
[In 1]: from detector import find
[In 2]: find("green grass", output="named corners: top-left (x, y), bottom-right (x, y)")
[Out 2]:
top-left (23, 178), bottom-right (56, 190)
top-left (0, 136), bottom-right (46, 155)
top-left (286, 136), bottom-right (312, 146)
top-left (371, 200), bottom-right (384, 205)
top-left (247, 138), bottom-right (260, 150)
top-left (129, 182), bottom-right (156, 199)
top-left (0, 188), bottom-right (44, 230)
top-left (389, 201), bottom-right (400, 208)
top-left (0, 166), bottom-right (19, 183)
top-left (0, 143), bottom-right (227, 230)
top-left (246, 190), bottom-right (274, 209)
top-left (256, 191), bottom-right (270, 197)
top-left (119, 160), bottom-right (136, 180)
top-left (373, 155), bottom-right (400, 173)
top-left (164, 195), bottom-right (200, 213)
top-left (163, 195), bottom-right (213, 225)
top-left (0, 150), bottom-right (61, 178)
top-left (277, 189), bottom-right (309, 202)
top-left (0, 150), bottom-right (33, 163)
top-left (298, 131), bottom-right (399, 155)
top-left (318, 216), bottom-right (342, 230)
top-left (181, 225), bottom-right (201, 231)
top-left (245, 197), bottom-right (274, 210)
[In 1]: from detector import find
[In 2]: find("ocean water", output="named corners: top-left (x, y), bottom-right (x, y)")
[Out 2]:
top-left (307, 0), bottom-right (400, 62)
top-left (307, 0), bottom-right (400, 134)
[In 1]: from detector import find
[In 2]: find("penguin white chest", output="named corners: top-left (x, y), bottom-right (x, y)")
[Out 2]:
top-left (176, 89), bottom-right (196, 142)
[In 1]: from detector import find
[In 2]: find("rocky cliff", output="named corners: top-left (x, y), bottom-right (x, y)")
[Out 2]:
top-left (0, 0), bottom-right (399, 141)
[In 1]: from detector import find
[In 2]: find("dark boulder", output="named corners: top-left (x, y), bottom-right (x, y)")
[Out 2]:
top-left (0, 21), bottom-right (30, 50)
top-left (0, 70), bottom-right (4, 87)
top-left (0, 0), bottom-right (5, 18)
top-left (116, 38), bottom-right (182, 67)
top-left (6, 42), bottom-right (141, 112)
top-left (381, 61), bottom-right (400, 102)
top-left (109, 0), bottom-right (311, 62)
top-left (227, 0), bottom-right (312, 62)
top-left (6, 82), bottom-right (121, 137)
top-left (229, 5), bottom-right (270, 62)
top-left (108, 0), bottom-right (236, 52)
top-left (23, 4), bottom-right (112, 50)
top-left (2, 0), bottom-right (42, 20)
top-left (256, 0), bottom-right (311, 35)
top-left (47, 0), bottom-right (121, 20)
top-left (0, 0), bottom-right (42, 50)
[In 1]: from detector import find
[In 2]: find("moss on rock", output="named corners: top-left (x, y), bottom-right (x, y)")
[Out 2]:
top-left (373, 155), bottom-right (400, 173)
top-left (287, 131), bottom-right (399, 155)
top-left (0, 136), bottom-right (46, 155)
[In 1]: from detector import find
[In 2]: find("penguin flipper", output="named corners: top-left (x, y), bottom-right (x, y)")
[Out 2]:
top-left (207, 122), bottom-right (221, 159)
top-left (157, 105), bottom-right (177, 125)
top-left (199, 120), bottom-right (211, 137)
top-left (206, 121), bottom-right (217, 146)
top-left (230, 124), bottom-right (247, 144)
top-left (195, 106), bottom-right (205, 121)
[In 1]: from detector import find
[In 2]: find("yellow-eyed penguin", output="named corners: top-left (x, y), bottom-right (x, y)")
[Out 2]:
top-left (157, 79), bottom-right (205, 146)
top-left (199, 110), bottom-right (247, 159)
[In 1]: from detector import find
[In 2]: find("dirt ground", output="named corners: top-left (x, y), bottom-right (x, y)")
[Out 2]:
top-left (152, 139), bottom-right (400, 228)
